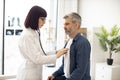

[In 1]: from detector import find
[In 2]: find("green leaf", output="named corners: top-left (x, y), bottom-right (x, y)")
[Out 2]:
top-left (95, 25), bottom-right (120, 54)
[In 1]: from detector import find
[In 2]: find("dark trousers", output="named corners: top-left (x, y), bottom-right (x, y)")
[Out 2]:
top-left (54, 76), bottom-right (66, 80)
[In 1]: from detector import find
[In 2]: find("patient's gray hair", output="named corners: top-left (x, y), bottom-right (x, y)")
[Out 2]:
top-left (63, 12), bottom-right (81, 28)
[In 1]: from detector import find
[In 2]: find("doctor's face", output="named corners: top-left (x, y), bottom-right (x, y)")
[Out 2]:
top-left (64, 18), bottom-right (76, 36)
top-left (38, 17), bottom-right (46, 28)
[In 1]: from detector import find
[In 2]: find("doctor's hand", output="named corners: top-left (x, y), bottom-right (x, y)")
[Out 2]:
top-left (47, 75), bottom-right (55, 80)
top-left (56, 48), bottom-right (68, 58)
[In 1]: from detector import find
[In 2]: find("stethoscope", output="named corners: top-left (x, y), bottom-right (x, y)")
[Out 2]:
top-left (37, 29), bottom-right (47, 56)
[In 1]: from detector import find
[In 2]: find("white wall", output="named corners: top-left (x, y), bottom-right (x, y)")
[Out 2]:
top-left (91, 27), bottom-right (108, 80)
top-left (79, 0), bottom-right (120, 29)
top-left (78, 0), bottom-right (120, 79)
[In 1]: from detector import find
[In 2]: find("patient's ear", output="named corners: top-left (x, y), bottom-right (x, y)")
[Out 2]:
top-left (75, 22), bottom-right (79, 29)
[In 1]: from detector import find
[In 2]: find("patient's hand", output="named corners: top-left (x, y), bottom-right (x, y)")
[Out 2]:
top-left (47, 75), bottom-right (55, 80)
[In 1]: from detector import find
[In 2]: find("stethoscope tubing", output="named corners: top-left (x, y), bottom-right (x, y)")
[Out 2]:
top-left (37, 30), bottom-right (47, 56)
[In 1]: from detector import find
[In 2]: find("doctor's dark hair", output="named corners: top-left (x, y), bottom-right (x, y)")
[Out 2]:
top-left (24, 5), bottom-right (47, 30)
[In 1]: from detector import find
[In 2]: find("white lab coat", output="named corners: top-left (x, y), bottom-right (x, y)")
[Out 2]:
top-left (17, 28), bottom-right (57, 80)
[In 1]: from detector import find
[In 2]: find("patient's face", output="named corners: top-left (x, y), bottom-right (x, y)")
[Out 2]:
top-left (64, 18), bottom-right (76, 36)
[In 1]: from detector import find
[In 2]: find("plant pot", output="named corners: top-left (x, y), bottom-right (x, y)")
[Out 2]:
top-left (107, 58), bottom-right (113, 65)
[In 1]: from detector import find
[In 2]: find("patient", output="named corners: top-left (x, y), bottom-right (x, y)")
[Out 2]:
top-left (48, 12), bottom-right (91, 80)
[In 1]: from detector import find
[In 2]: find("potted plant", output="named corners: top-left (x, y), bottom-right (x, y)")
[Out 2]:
top-left (95, 25), bottom-right (120, 65)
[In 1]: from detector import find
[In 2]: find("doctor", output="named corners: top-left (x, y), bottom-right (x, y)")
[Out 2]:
top-left (17, 5), bottom-right (68, 80)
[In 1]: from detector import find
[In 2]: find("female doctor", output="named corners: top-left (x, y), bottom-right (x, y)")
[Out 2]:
top-left (17, 5), bottom-right (68, 80)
